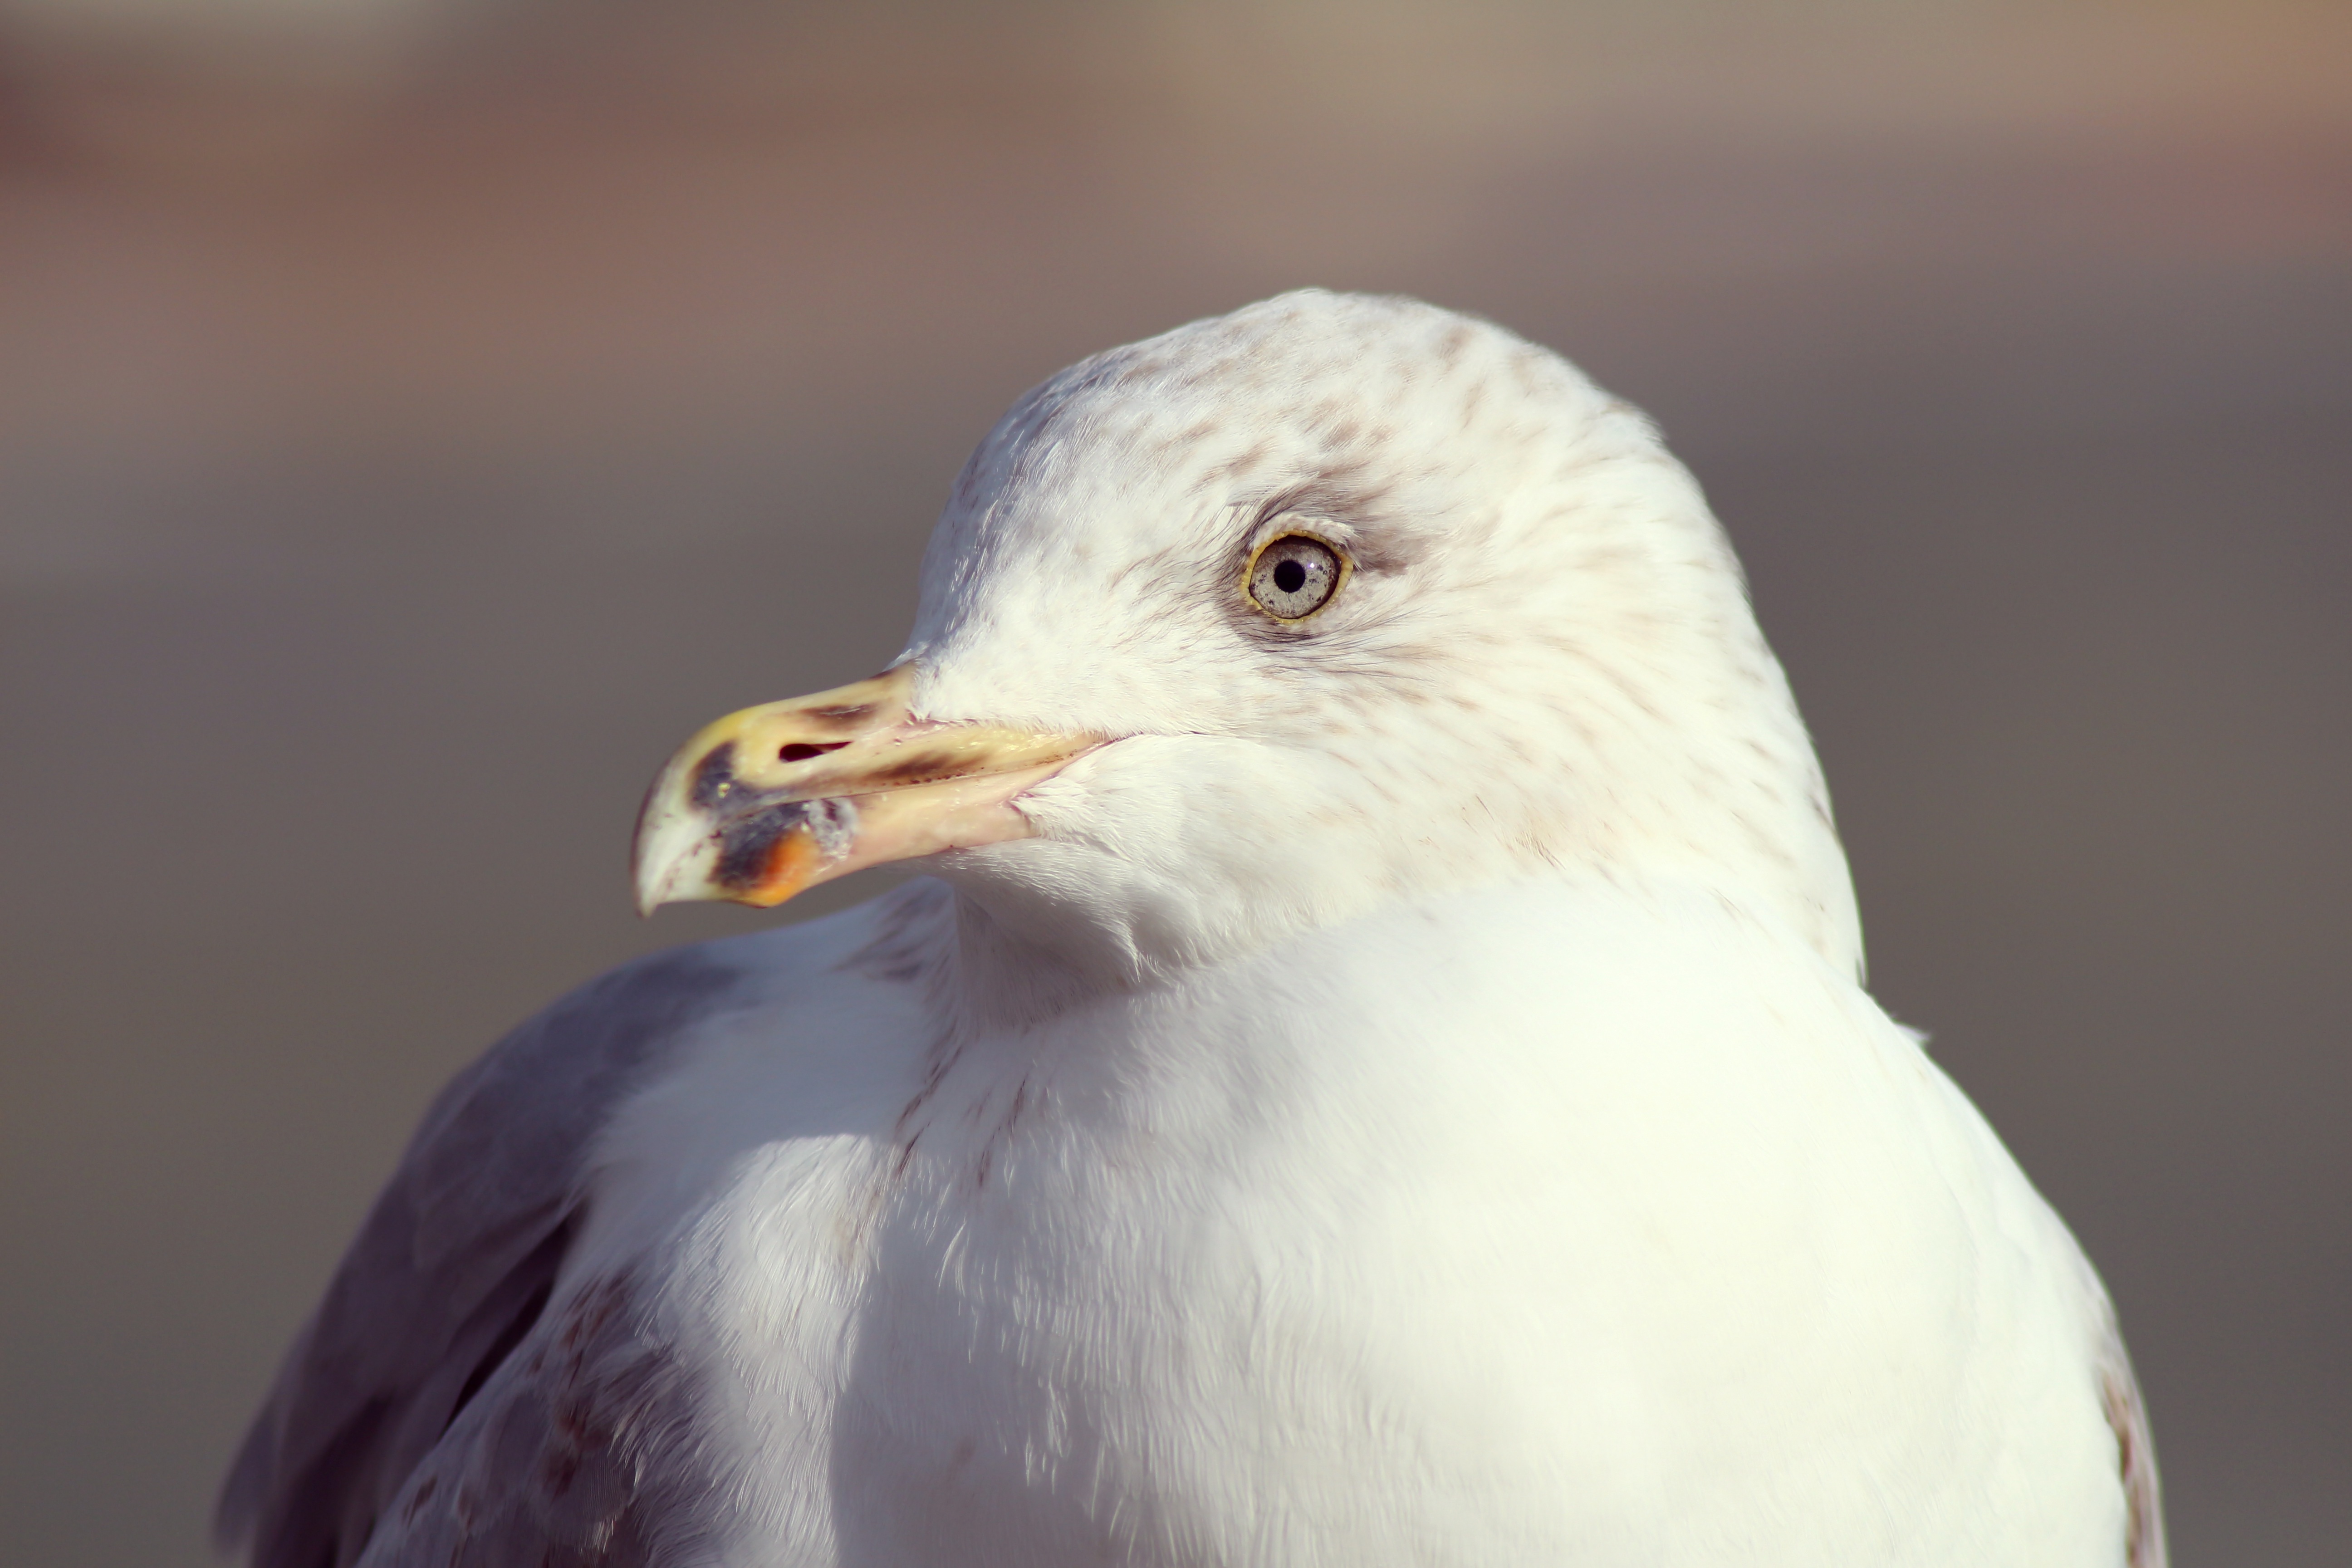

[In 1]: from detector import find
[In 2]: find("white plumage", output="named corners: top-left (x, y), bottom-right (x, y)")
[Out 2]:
top-left (221, 290), bottom-right (2162, 1567)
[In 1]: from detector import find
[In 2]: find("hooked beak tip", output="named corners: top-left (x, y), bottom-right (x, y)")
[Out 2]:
top-left (627, 665), bottom-right (1099, 916)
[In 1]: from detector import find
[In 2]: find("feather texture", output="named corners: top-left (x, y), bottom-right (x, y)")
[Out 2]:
top-left (217, 951), bottom-right (740, 1568)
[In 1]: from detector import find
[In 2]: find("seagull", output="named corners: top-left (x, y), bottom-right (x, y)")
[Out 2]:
top-left (218, 290), bottom-right (2164, 1568)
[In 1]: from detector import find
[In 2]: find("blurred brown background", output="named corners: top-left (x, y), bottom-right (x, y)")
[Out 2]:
top-left (2, 1), bottom-right (2346, 1563)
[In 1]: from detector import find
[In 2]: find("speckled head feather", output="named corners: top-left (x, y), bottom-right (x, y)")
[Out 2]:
top-left (904, 290), bottom-right (1860, 986)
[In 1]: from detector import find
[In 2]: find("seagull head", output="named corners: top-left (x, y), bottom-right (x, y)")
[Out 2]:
top-left (634, 290), bottom-right (1860, 987)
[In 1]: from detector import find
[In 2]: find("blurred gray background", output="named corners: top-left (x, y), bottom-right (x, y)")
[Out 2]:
top-left (3, 1), bottom-right (2346, 1563)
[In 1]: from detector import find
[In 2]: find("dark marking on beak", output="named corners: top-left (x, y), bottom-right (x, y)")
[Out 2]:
top-left (715, 801), bottom-right (801, 892)
top-left (690, 743), bottom-right (738, 809)
top-left (709, 796), bottom-right (857, 894)
top-left (809, 703), bottom-right (877, 726)
top-left (874, 751), bottom-right (965, 785)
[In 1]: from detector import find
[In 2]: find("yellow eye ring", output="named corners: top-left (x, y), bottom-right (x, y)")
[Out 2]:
top-left (1243, 530), bottom-right (1352, 622)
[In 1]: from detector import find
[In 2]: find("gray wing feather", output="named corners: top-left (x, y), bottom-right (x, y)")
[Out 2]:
top-left (353, 1261), bottom-right (712, 1568)
top-left (217, 946), bottom-right (742, 1568)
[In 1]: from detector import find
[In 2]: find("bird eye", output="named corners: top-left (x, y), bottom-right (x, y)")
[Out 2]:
top-left (1246, 533), bottom-right (1347, 621)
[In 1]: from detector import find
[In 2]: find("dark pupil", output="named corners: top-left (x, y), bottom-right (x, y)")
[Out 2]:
top-left (1272, 558), bottom-right (1308, 594)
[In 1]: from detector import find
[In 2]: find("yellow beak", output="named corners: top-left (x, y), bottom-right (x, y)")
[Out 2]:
top-left (630, 664), bottom-right (1100, 915)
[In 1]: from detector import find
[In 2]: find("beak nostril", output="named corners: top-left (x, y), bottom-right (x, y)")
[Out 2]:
top-left (779, 742), bottom-right (850, 764)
